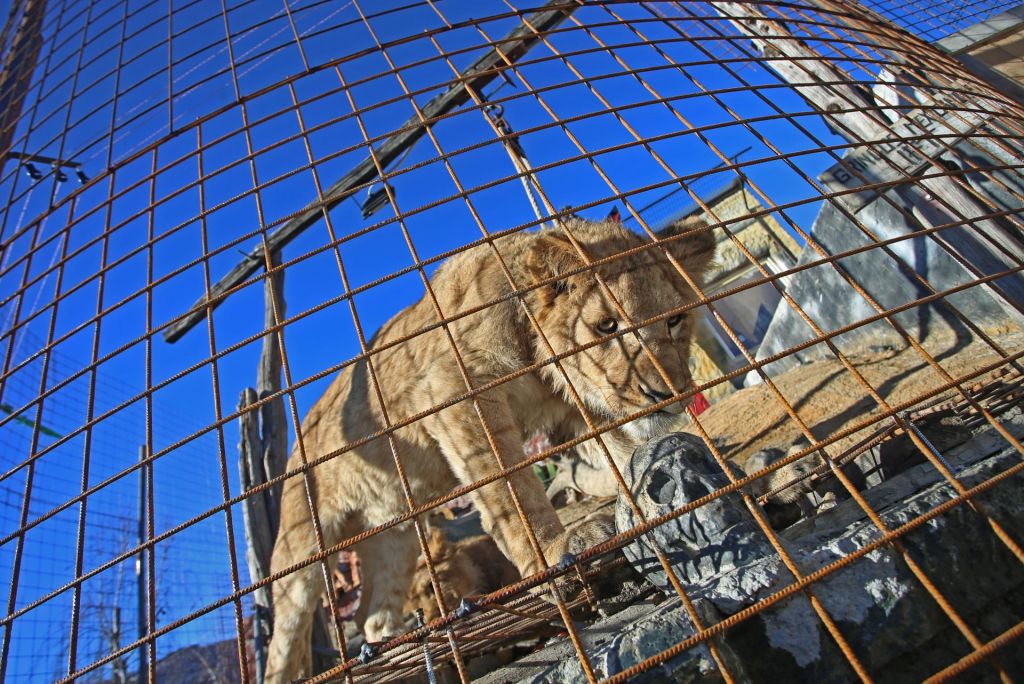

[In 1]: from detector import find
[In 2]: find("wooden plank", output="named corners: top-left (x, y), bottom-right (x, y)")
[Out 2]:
top-left (0, 0), bottom-right (46, 175)
top-left (708, 1), bottom-right (885, 143)
top-left (238, 387), bottom-right (273, 581)
top-left (709, 1), bottom-right (1024, 315)
top-left (937, 5), bottom-right (1024, 55)
top-left (821, 107), bottom-right (994, 213)
top-left (237, 250), bottom-right (290, 682)
top-left (237, 386), bottom-right (274, 683)
top-left (257, 249), bottom-right (287, 531)
top-left (163, 0), bottom-right (579, 343)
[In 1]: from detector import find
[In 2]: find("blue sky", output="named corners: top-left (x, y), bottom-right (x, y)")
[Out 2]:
top-left (0, 0), bottom-right (1012, 680)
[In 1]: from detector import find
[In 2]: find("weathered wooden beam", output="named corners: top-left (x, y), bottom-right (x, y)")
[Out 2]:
top-left (135, 446), bottom-right (148, 684)
top-left (709, 1), bottom-right (1024, 313)
top-left (238, 388), bottom-right (273, 682)
top-left (238, 387), bottom-right (272, 576)
top-left (819, 106), bottom-right (994, 214)
top-left (238, 250), bottom-right (289, 683)
top-left (164, 0), bottom-right (580, 343)
top-left (257, 251), bottom-right (288, 528)
top-left (0, 0), bottom-right (47, 178)
top-left (708, 2), bottom-right (881, 140)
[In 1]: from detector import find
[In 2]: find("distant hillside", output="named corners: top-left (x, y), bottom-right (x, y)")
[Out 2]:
top-left (86, 619), bottom-right (254, 684)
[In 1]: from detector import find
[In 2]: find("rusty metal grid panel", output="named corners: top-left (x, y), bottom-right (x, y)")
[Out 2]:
top-left (858, 0), bottom-right (1021, 42)
top-left (0, 0), bottom-right (1022, 682)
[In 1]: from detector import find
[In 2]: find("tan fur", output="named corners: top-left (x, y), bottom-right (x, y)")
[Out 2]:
top-left (264, 217), bottom-right (715, 682)
top-left (403, 530), bottom-right (519, 623)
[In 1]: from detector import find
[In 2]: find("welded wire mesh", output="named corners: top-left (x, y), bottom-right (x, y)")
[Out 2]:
top-left (858, 0), bottom-right (1020, 42)
top-left (1, 0), bottom-right (1024, 683)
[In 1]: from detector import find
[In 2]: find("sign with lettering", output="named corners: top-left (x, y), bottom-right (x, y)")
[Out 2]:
top-left (820, 108), bottom-right (992, 213)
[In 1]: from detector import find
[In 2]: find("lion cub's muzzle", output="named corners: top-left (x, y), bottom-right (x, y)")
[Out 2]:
top-left (638, 382), bottom-right (687, 415)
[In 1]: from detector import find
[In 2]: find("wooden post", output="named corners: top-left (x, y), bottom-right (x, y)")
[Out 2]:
top-left (136, 446), bottom-right (147, 684)
top-left (237, 388), bottom-right (271, 683)
top-left (710, 1), bottom-right (1024, 213)
top-left (0, 0), bottom-right (46, 176)
top-left (709, 1), bottom-right (1024, 316)
top-left (110, 606), bottom-right (127, 684)
top-left (237, 249), bottom-right (290, 682)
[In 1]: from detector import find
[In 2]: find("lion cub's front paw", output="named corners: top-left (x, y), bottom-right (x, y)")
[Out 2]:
top-left (540, 510), bottom-right (616, 572)
top-left (562, 511), bottom-right (616, 556)
top-left (531, 511), bottom-right (616, 604)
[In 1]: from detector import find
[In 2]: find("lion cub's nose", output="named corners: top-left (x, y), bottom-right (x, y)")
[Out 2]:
top-left (639, 384), bottom-right (672, 404)
top-left (639, 383), bottom-right (686, 414)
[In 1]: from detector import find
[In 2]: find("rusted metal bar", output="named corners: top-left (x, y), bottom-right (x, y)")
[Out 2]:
top-left (6, 3), bottom-right (1024, 683)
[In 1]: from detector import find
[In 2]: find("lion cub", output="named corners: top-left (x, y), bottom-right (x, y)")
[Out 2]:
top-left (264, 216), bottom-right (715, 682)
top-left (404, 529), bottom-right (519, 623)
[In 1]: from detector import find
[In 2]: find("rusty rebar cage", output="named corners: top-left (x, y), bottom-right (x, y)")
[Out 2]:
top-left (1, 0), bottom-right (1024, 682)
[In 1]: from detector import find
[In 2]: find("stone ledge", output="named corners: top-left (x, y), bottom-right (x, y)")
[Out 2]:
top-left (481, 412), bottom-right (1024, 682)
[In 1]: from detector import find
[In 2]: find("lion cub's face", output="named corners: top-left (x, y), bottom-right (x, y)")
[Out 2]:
top-left (525, 217), bottom-right (715, 439)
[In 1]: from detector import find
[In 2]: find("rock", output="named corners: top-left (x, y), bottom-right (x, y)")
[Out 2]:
top-left (474, 598), bottom-right (722, 684)
top-left (483, 410), bottom-right (1024, 681)
top-left (614, 433), bottom-right (772, 589)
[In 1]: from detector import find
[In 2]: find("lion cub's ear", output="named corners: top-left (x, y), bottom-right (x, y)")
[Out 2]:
top-left (524, 232), bottom-right (585, 303)
top-left (654, 217), bottom-right (716, 282)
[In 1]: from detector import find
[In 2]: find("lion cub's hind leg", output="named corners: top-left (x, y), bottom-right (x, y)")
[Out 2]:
top-left (264, 550), bottom-right (318, 683)
top-left (355, 522), bottom-right (419, 643)
top-left (265, 478), bottom-right (351, 684)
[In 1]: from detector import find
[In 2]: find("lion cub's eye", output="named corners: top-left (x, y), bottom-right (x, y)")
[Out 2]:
top-left (596, 318), bottom-right (618, 334)
top-left (666, 314), bottom-right (684, 328)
